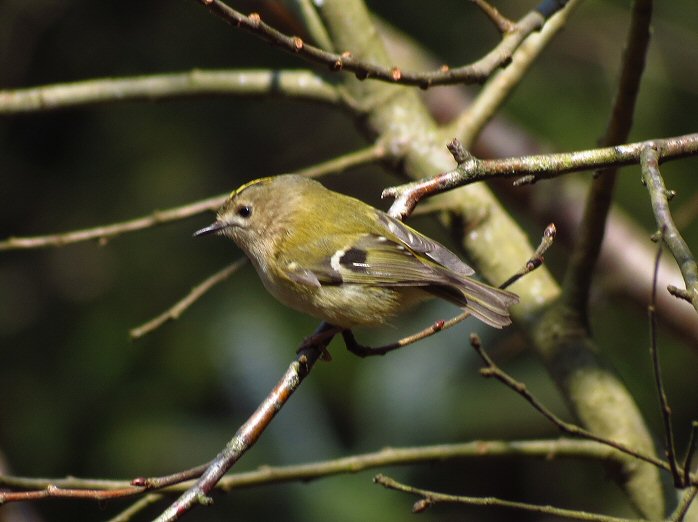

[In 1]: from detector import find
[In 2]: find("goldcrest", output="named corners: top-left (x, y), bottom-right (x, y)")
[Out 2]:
top-left (195, 175), bottom-right (518, 329)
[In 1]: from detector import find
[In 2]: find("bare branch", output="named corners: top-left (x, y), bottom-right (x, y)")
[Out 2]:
top-left (447, 0), bottom-right (584, 145)
top-left (0, 438), bottom-right (624, 502)
top-left (373, 474), bottom-right (648, 522)
top-left (0, 143), bottom-right (387, 251)
top-left (641, 145), bottom-right (698, 312)
top-left (649, 238), bottom-right (683, 487)
top-left (129, 259), bottom-right (247, 340)
top-left (152, 325), bottom-right (333, 521)
top-left (470, 0), bottom-right (516, 33)
top-left (195, 0), bottom-right (570, 88)
top-left (671, 487), bottom-right (698, 522)
top-left (107, 494), bottom-right (163, 522)
top-left (683, 422), bottom-right (698, 488)
top-left (383, 133), bottom-right (698, 220)
top-left (0, 194), bottom-right (227, 251)
top-left (562, 0), bottom-right (652, 317)
top-left (469, 334), bottom-right (671, 473)
top-left (0, 70), bottom-right (341, 114)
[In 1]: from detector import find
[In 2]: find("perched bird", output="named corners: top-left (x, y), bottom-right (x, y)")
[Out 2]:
top-left (194, 175), bottom-right (518, 330)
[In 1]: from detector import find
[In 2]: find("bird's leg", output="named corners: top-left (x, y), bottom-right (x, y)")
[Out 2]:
top-left (298, 322), bottom-right (342, 361)
top-left (342, 329), bottom-right (389, 358)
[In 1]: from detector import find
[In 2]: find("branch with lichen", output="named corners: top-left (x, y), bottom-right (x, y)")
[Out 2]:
top-left (641, 145), bottom-right (698, 312)
top-left (0, 438), bottom-right (624, 510)
top-left (0, 69), bottom-right (341, 114)
top-left (383, 133), bottom-right (698, 220)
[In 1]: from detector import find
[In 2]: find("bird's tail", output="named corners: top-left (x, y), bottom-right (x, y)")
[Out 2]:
top-left (428, 278), bottom-right (519, 329)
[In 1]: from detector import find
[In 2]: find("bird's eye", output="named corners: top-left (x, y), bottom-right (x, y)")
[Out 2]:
top-left (237, 205), bottom-right (252, 219)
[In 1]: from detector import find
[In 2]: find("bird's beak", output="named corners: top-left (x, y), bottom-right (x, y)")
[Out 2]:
top-left (193, 220), bottom-right (228, 238)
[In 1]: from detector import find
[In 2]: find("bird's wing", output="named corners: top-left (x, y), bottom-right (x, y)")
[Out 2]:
top-left (375, 212), bottom-right (475, 277)
top-left (281, 233), bottom-right (451, 288)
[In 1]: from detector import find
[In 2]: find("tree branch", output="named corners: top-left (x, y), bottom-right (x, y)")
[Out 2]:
top-left (641, 145), bottom-right (698, 312)
top-left (469, 334), bottom-right (670, 472)
top-left (0, 143), bottom-right (387, 251)
top-left (196, 0), bottom-right (570, 88)
top-left (151, 327), bottom-right (331, 521)
top-left (649, 238), bottom-right (683, 487)
top-left (562, 0), bottom-right (652, 318)
top-left (129, 259), bottom-right (247, 340)
top-left (0, 194), bottom-right (227, 251)
top-left (0, 69), bottom-right (341, 114)
top-left (383, 133), bottom-right (698, 220)
top-left (446, 0), bottom-right (584, 145)
top-left (0, 438), bottom-right (623, 494)
top-left (373, 473), bottom-right (649, 521)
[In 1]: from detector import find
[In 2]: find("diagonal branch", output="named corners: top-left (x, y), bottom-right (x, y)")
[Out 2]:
top-left (151, 326), bottom-right (332, 521)
top-left (0, 194), bottom-right (227, 251)
top-left (0, 143), bottom-right (387, 251)
top-left (641, 145), bottom-right (698, 312)
top-left (374, 474), bottom-right (649, 522)
top-left (129, 259), bottom-right (247, 340)
top-left (469, 334), bottom-right (670, 472)
top-left (446, 0), bottom-right (584, 145)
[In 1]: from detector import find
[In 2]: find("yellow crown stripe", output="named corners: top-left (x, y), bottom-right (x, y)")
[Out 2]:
top-left (229, 176), bottom-right (275, 198)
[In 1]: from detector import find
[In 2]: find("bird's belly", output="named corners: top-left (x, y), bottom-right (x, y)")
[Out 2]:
top-left (268, 280), bottom-right (429, 329)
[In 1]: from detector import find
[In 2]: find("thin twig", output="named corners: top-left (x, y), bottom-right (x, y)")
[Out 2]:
top-left (129, 259), bottom-right (247, 340)
top-left (683, 421), bottom-right (698, 488)
top-left (373, 474), bottom-right (648, 522)
top-left (447, 0), bottom-right (584, 146)
top-left (106, 494), bottom-right (163, 522)
top-left (0, 143), bottom-right (387, 251)
top-left (196, 0), bottom-right (568, 88)
top-left (0, 194), bottom-right (227, 251)
top-left (468, 334), bottom-right (671, 473)
top-left (151, 324), bottom-right (333, 521)
top-left (562, 0), bottom-right (652, 317)
top-left (498, 223), bottom-right (556, 289)
top-left (0, 69), bottom-right (341, 114)
top-left (649, 235), bottom-right (682, 487)
top-left (470, 0), bottom-right (516, 33)
top-left (382, 133), bottom-right (698, 220)
top-left (641, 145), bottom-right (698, 312)
top-left (670, 486), bottom-right (698, 522)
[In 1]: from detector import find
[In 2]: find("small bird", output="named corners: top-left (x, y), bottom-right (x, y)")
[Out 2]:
top-left (194, 175), bottom-right (518, 330)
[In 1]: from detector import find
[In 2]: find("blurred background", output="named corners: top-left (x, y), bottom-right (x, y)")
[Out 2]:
top-left (1, 0), bottom-right (697, 520)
